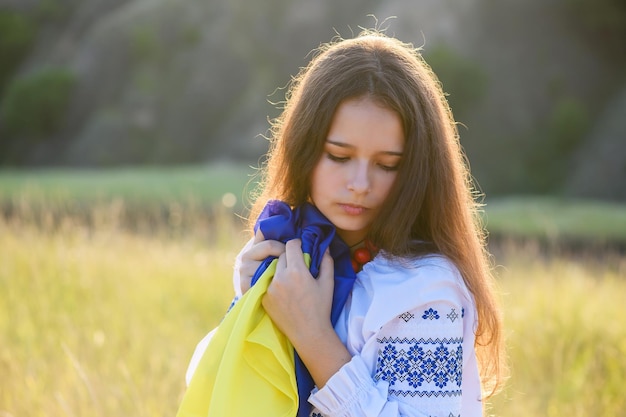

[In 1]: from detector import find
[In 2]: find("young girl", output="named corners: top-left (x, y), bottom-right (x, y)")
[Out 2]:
top-left (184, 30), bottom-right (506, 417)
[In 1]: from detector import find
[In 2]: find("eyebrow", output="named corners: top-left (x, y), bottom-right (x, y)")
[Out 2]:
top-left (326, 140), bottom-right (404, 156)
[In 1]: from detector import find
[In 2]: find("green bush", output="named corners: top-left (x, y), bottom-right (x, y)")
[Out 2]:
top-left (424, 44), bottom-right (488, 118)
top-left (525, 97), bottom-right (590, 192)
top-left (35, 0), bottom-right (70, 22)
top-left (549, 97), bottom-right (590, 153)
top-left (130, 25), bottom-right (161, 64)
top-left (0, 10), bottom-right (37, 93)
top-left (564, 0), bottom-right (626, 62)
top-left (0, 67), bottom-right (76, 138)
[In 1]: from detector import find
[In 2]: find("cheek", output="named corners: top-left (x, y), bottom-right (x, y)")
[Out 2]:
top-left (377, 173), bottom-right (398, 199)
top-left (310, 161), bottom-right (329, 200)
top-left (312, 160), bottom-right (337, 189)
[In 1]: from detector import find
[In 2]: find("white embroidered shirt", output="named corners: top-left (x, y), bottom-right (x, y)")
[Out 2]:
top-left (186, 243), bottom-right (483, 417)
top-left (307, 253), bottom-right (482, 417)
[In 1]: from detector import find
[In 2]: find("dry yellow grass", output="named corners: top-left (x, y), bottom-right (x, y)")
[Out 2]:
top-left (1, 213), bottom-right (625, 416)
top-left (489, 243), bottom-right (626, 417)
top-left (0, 215), bottom-right (245, 417)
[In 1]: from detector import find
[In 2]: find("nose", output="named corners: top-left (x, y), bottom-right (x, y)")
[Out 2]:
top-left (347, 161), bottom-right (371, 194)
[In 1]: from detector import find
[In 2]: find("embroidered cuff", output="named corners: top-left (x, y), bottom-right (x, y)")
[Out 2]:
top-left (308, 355), bottom-right (388, 416)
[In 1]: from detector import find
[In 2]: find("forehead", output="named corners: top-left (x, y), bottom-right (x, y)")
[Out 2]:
top-left (327, 97), bottom-right (405, 152)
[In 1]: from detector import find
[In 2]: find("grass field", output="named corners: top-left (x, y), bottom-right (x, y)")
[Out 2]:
top-left (2, 165), bottom-right (625, 245)
top-left (0, 216), bottom-right (244, 417)
top-left (489, 243), bottom-right (626, 416)
top-left (0, 164), bottom-right (257, 206)
top-left (1, 166), bottom-right (625, 416)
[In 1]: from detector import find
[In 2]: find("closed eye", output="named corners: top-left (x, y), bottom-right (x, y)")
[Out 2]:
top-left (378, 163), bottom-right (399, 172)
top-left (326, 153), bottom-right (349, 163)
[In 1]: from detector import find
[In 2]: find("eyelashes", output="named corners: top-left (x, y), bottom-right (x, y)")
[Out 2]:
top-left (326, 153), bottom-right (349, 163)
top-left (325, 153), bottom-right (399, 172)
top-left (378, 164), bottom-right (399, 172)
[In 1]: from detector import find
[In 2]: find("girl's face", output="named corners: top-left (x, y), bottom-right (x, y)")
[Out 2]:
top-left (310, 97), bottom-right (405, 247)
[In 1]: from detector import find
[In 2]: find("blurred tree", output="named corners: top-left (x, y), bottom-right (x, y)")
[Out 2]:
top-left (564, 0), bottom-right (626, 63)
top-left (424, 44), bottom-right (488, 121)
top-left (0, 67), bottom-right (75, 138)
top-left (549, 98), bottom-right (590, 154)
top-left (526, 97), bottom-right (590, 192)
top-left (0, 0), bottom-right (624, 201)
top-left (0, 10), bottom-right (37, 95)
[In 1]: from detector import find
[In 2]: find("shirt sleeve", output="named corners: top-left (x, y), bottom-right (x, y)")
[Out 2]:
top-left (232, 237), bottom-right (254, 299)
top-left (308, 266), bottom-right (479, 417)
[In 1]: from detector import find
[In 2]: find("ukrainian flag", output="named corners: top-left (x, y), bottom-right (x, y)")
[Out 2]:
top-left (176, 201), bottom-right (356, 417)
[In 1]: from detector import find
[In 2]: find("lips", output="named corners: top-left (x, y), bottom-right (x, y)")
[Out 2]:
top-left (339, 203), bottom-right (367, 216)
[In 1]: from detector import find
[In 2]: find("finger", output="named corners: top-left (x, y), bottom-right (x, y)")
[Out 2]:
top-left (238, 260), bottom-right (262, 282)
top-left (253, 228), bottom-right (265, 244)
top-left (319, 249), bottom-right (335, 285)
top-left (321, 249), bottom-right (334, 272)
top-left (275, 252), bottom-right (287, 277)
top-left (243, 239), bottom-right (286, 262)
top-left (284, 239), bottom-right (306, 269)
top-left (240, 240), bottom-right (285, 281)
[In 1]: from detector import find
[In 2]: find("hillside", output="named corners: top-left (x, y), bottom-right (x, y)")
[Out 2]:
top-left (0, 0), bottom-right (625, 199)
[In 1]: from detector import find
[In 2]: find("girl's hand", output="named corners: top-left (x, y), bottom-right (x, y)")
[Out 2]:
top-left (238, 229), bottom-right (286, 294)
top-left (263, 239), bottom-right (351, 388)
top-left (262, 239), bottom-right (335, 347)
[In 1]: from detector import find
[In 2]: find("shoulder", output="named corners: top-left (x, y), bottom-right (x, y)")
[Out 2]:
top-left (352, 253), bottom-right (475, 334)
top-left (360, 252), bottom-right (467, 296)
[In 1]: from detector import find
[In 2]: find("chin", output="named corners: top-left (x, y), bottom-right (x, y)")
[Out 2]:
top-left (335, 223), bottom-right (369, 241)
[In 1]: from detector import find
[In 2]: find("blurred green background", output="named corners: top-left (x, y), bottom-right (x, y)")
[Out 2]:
top-left (1, 1), bottom-right (626, 416)
top-left (1, 0), bottom-right (625, 200)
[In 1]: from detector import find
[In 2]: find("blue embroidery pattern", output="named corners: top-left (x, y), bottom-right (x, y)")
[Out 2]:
top-left (399, 307), bottom-right (462, 323)
top-left (422, 308), bottom-right (440, 320)
top-left (375, 337), bottom-right (463, 398)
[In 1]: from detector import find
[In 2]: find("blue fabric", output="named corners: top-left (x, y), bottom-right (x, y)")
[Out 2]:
top-left (251, 200), bottom-right (357, 417)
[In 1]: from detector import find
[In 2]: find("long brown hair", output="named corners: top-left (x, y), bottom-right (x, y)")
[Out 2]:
top-left (248, 30), bottom-right (506, 397)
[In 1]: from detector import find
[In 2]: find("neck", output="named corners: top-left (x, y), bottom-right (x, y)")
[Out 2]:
top-left (349, 239), bottom-right (366, 252)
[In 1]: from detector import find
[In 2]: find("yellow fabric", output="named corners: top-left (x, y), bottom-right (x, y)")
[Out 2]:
top-left (176, 254), bottom-right (311, 417)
